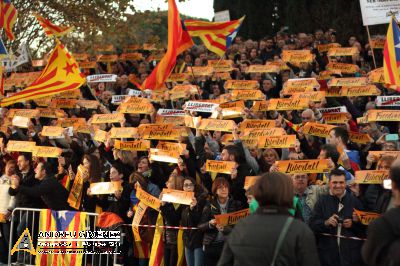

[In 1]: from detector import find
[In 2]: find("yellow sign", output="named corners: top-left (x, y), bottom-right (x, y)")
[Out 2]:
top-left (7, 141), bottom-right (36, 152)
top-left (291, 91), bottom-right (326, 102)
top-left (41, 126), bottom-right (65, 137)
top-left (91, 113), bottom-right (124, 124)
top-left (239, 119), bottom-right (275, 131)
top-left (68, 165), bottom-right (88, 210)
top-left (317, 43), bottom-right (341, 53)
top-left (349, 132), bottom-right (373, 144)
top-left (353, 209), bottom-right (380, 225)
top-left (118, 102), bottom-right (154, 114)
top-left (355, 170), bottom-right (389, 184)
top-left (241, 128), bottom-right (285, 139)
top-left (205, 160), bottom-right (236, 174)
top-left (368, 151), bottom-right (400, 159)
top-left (322, 113), bottom-right (349, 124)
top-left (276, 159), bottom-right (330, 174)
top-left (246, 64), bottom-right (280, 73)
top-left (251, 101), bottom-right (269, 112)
top-left (327, 47), bottom-right (359, 57)
top-left (155, 116), bottom-right (185, 126)
top-left (89, 181), bottom-right (123, 195)
top-left (198, 119), bottom-right (236, 132)
top-left (326, 62), bottom-right (359, 74)
top-left (167, 73), bottom-right (190, 82)
top-left (224, 80), bottom-right (259, 90)
top-left (190, 66), bottom-right (214, 76)
top-left (142, 128), bottom-right (180, 141)
top-left (161, 189), bottom-right (195, 205)
top-left (281, 50), bottom-right (314, 64)
top-left (267, 98), bottom-right (309, 111)
top-left (328, 77), bottom-right (368, 87)
top-left (244, 176), bottom-right (261, 190)
top-left (11, 228), bottom-right (36, 256)
top-left (215, 209), bottom-right (249, 226)
top-left (50, 99), bottom-right (78, 109)
top-left (231, 90), bottom-right (265, 101)
top-left (302, 122), bottom-right (337, 138)
top-left (136, 185), bottom-right (161, 210)
top-left (367, 110), bottom-right (400, 122)
top-left (32, 146), bottom-right (62, 158)
top-left (114, 139), bottom-right (150, 151)
top-left (109, 127), bottom-right (138, 139)
top-left (257, 135), bottom-right (297, 149)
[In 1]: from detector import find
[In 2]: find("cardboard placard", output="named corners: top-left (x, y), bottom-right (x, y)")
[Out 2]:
top-left (119, 52), bottom-right (143, 61)
top-left (211, 107), bottom-right (242, 119)
top-left (349, 132), bottom-right (373, 144)
top-left (231, 90), bottom-right (264, 101)
top-left (68, 165), bottom-right (88, 210)
top-left (291, 91), bottom-right (326, 102)
top-left (79, 61), bottom-right (97, 69)
top-left (368, 67), bottom-right (384, 83)
top-left (136, 185), bottom-right (161, 210)
top-left (55, 89), bottom-right (82, 99)
top-left (155, 116), bottom-right (185, 126)
top-left (317, 43), bottom-right (341, 53)
top-left (8, 109), bottom-right (39, 118)
top-left (36, 108), bottom-right (65, 119)
top-left (251, 101), bottom-right (269, 112)
top-left (367, 110), bottom-right (400, 122)
top-left (132, 202), bottom-right (147, 242)
top-left (322, 113), bottom-right (349, 124)
top-left (214, 72), bottom-right (232, 80)
top-left (302, 122), bottom-right (337, 138)
top-left (7, 141), bottom-right (36, 152)
top-left (138, 124), bottom-right (174, 134)
top-left (214, 209), bottom-right (250, 226)
top-left (190, 66), bottom-right (214, 76)
top-left (326, 62), bottom-right (359, 74)
top-left (96, 54), bottom-right (119, 63)
top-left (219, 100), bottom-right (245, 109)
top-left (118, 102), bottom-right (154, 114)
top-left (171, 84), bottom-right (199, 95)
top-left (50, 99), bottom-right (78, 109)
top-left (109, 127), bottom-right (138, 139)
top-left (32, 146), bottom-right (62, 158)
top-left (239, 119), bottom-right (275, 131)
top-left (355, 170), bottom-right (390, 184)
top-left (282, 86), bottom-right (314, 95)
top-left (89, 181), bottom-right (123, 195)
top-left (76, 100), bottom-right (100, 109)
top-left (34, 98), bottom-right (52, 107)
top-left (208, 60), bottom-right (233, 70)
top-left (205, 160), bottom-right (236, 174)
top-left (198, 119), bottom-right (236, 132)
top-left (368, 151), bottom-right (400, 159)
top-left (224, 80), bottom-right (259, 90)
top-left (244, 176), bottom-right (261, 190)
top-left (281, 50), bottom-right (314, 64)
top-left (356, 116), bottom-right (369, 125)
top-left (267, 98), bottom-right (309, 111)
top-left (257, 135), bottom-right (297, 149)
top-left (73, 53), bottom-right (89, 61)
top-left (353, 209), bottom-right (380, 225)
top-left (328, 77), bottom-right (368, 87)
top-left (114, 139), bottom-right (150, 151)
top-left (327, 47), bottom-right (359, 57)
top-left (184, 101), bottom-right (219, 113)
top-left (220, 134), bottom-right (234, 145)
top-left (241, 128), bottom-right (285, 139)
top-left (246, 64), bottom-right (280, 73)
top-left (12, 116), bottom-right (30, 128)
top-left (91, 113), bottom-right (124, 124)
top-left (142, 128), bottom-right (180, 141)
top-left (167, 73), bottom-right (190, 82)
top-left (156, 141), bottom-right (186, 155)
top-left (93, 129), bottom-right (108, 143)
top-left (41, 126), bottom-right (65, 137)
top-left (161, 189), bottom-right (194, 205)
top-left (149, 148), bottom-right (180, 164)
top-left (276, 159), bottom-right (330, 174)
top-left (284, 78), bottom-right (320, 90)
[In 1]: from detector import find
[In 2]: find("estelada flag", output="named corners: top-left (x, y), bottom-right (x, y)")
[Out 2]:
top-left (36, 210), bottom-right (87, 266)
top-left (384, 16), bottom-right (400, 89)
top-left (0, 0), bottom-right (17, 40)
top-left (141, 0), bottom-right (193, 90)
top-left (34, 13), bottom-right (74, 38)
top-left (0, 40), bottom-right (85, 107)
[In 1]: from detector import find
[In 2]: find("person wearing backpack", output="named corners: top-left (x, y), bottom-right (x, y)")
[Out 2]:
top-left (217, 172), bottom-right (320, 266)
top-left (362, 161), bottom-right (400, 266)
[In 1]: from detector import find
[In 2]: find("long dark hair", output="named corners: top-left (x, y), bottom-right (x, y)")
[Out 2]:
top-left (83, 154), bottom-right (102, 183)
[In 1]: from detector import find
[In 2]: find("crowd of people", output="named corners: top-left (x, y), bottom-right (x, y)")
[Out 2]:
top-left (0, 26), bottom-right (399, 266)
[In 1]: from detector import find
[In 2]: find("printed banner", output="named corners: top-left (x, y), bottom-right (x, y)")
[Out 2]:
top-left (7, 141), bottom-right (36, 152)
top-left (276, 159), bottom-right (330, 174)
top-left (136, 185), bottom-right (161, 210)
top-left (161, 189), bottom-right (194, 205)
top-left (302, 122), bottom-right (337, 138)
top-left (368, 150), bottom-right (400, 159)
top-left (281, 50), bottom-right (314, 64)
top-left (359, 0), bottom-right (400, 26)
top-left (32, 146), bottom-right (62, 158)
top-left (284, 78), bottom-right (320, 90)
top-left (326, 62), bottom-right (359, 74)
top-left (328, 77), bottom-right (368, 87)
top-left (376, 96), bottom-right (400, 107)
top-left (112, 95), bottom-right (128, 105)
top-left (184, 101), bottom-right (219, 113)
top-left (142, 128), bottom-right (180, 141)
top-left (327, 47), bottom-right (359, 57)
top-left (67, 165), bottom-right (88, 210)
top-left (114, 139), bottom-right (150, 151)
top-left (198, 119), bottom-right (236, 132)
top-left (89, 181), bottom-right (122, 195)
top-left (109, 127), bottom-right (138, 139)
top-left (241, 128), bottom-right (285, 139)
top-left (267, 98), bottom-right (309, 111)
top-left (224, 80), bottom-right (259, 90)
top-left (353, 209), bottom-right (380, 225)
top-left (291, 91), bottom-right (326, 102)
top-left (239, 119), bottom-right (275, 131)
top-left (91, 113), bottom-right (124, 124)
top-left (205, 160), bottom-right (236, 174)
top-left (367, 110), bottom-right (400, 122)
top-left (355, 170), bottom-right (390, 184)
top-left (156, 141), bottom-right (186, 155)
top-left (167, 73), bottom-right (190, 82)
top-left (86, 74), bottom-right (117, 83)
top-left (157, 109), bottom-right (186, 117)
top-left (118, 102), bottom-right (154, 114)
top-left (317, 43), bottom-right (341, 53)
top-left (246, 64), bottom-right (280, 73)
top-left (215, 209), bottom-right (250, 226)
top-left (322, 113), bottom-right (349, 124)
top-left (257, 135), bottom-right (297, 149)
top-left (231, 89), bottom-right (265, 101)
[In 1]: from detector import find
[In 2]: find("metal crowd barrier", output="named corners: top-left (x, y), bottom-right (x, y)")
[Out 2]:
top-left (7, 208), bottom-right (122, 266)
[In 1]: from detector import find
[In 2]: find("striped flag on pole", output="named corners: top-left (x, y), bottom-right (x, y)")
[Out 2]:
top-left (384, 16), bottom-right (400, 90)
top-left (0, 0), bottom-right (17, 40)
top-left (34, 13), bottom-right (74, 38)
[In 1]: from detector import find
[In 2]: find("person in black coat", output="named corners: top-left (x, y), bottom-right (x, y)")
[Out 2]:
top-left (180, 177), bottom-right (208, 266)
top-left (309, 169), bottom-right (365, 266)
top-left (198, 177), bottom-right (242, 266)
top-left (218, 172), bottom-right (320, 266)
top-left (10, 162), bottom-right (70, 211)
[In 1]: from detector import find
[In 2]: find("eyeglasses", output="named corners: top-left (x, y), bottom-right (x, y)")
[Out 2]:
top-left (183, 183), bottom-right (194, 188)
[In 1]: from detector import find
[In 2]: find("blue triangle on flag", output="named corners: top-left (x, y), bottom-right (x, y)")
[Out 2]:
top-left (0, 38), bottom-right (7, 57)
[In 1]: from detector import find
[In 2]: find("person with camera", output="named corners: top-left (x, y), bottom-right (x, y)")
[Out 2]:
top-left (309, 169), bottom-right (365, 266)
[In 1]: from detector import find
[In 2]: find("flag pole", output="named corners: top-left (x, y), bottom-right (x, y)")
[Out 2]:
top-left (365, 25), bottom-right (377, 69)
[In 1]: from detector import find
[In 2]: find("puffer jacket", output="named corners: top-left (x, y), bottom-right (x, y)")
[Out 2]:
top-left (160, 203), bottom-right (185, 245)
top-left (198, 197), bottom-right (242, 246)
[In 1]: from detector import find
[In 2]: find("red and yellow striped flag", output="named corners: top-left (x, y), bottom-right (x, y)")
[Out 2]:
top-left (384, 16), bottom-right (400, 89)
top-left (149, 213), bottom-right (164, 266)
top-left (184, 16), bottom-right (245, 57)
top-left (0, 41), bottom-right (85, 107)
top-left (34, 13), bottom-right (74, 38)
top-left (142, 0), bottom-right (193, 90)
top-left (0, 65), bottom-right (4, 96)
top-left (35, 210), bottom-right (87, 266)
top-left (0, 0), bottom-right (17, 40)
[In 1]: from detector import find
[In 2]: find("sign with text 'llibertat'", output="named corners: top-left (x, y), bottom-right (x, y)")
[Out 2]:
top-left (367, 110), bottom-right (400, 122)
top-left (91, 113), bottom-right (124, 124)
top-left (257, 135), bottom-right (297, 149)
top-left (302, 122), bottom-right (337, 138)
top-left (161, 189), bottom-right (194, 205)
top-left (114, 139), bottom-right (150, 151)
top-left (205, 160), bottom-right (236, 174)
top-left (198, 119), bottom-right (236, 132)
top-left (276, 159), bottom-right (330, 174)
top-left (267, 98), bottom-right (309, 111)
top-left (355, 170), bottom-right (390, 184)
top-left (215, 209), bottom-right (250, 226)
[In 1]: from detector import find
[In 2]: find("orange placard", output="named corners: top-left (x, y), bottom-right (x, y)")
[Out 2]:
top-left (368, 151), bottom-right (400, 159)
top-left (118, 102), bottom-right (154, 114)
top-left (208, 59), bottom-right (233, 70)
top-left (284, 78), bottom-right (320, 90)
top-left (7, 141), bottom-right (36, 152)
top-left (328, 77), bottom-right (368, 87)
top-left (34, 98), bottom-right (52, 107)
top-left (327, 47), bottom-right (359, 57)
top-left (326, 62), bottom-right (359, 74)
top-left (251, 101), bottom-right (269, 112)
top-left (239, 119), bottom-right (275, 131)
top-left (132, 202), bottom-right (147, 241)
top-left (91, 113), bottom-right (124, 124)
top-left (77, 100), bottom-right (99, 109)
top-left (142, 128), bottom-right (180, 141)
top-left (349, 132), bottom-right (373, 144)
top-left (50, 99), bottom-right (78, 109)
top-left (41, 126), bottom-right (65, 137)
top-left (190, 66), bottom-right (214, 76)
top-left (368, 67), bottom-right (384, 83)
top-left (94, 44), bottom-right (115, 52)
top-left (32, 146), bottom-right (62, 158)
top-left (214, 72), bottom-right (232, 80)
top-left (155, 116), bottom-right (185, 126)
top-left (205, 160), bottom-right (237, 174)
top-left (354, 209), bottom-right (380, 225)
top-left (276, 159), bottom-right (330, 174)
top-left (161, 189), bottom-right (194, 205)
top-left (89, 181), bottom-right (122, 195)
top-left (322, 113), bottom-right (349, 124)
top-left (267, 98), bottom-right (309, 111)
top-left (37, 108), bottom-right (66, 119)
top-left (220, 133), bottom-right (234, 145)
top-left (93, 129), bottom-right (108, 143)
top-left (114, 139), bottom-right (150, 151)
top-left (8, 109), bottom-right (39, 118)
top-left (367, 110), bottom-right (400, 122)
top-left (96, 54), bottom-right (119, 63)
top-left (119, 52), bottom-right (143, 61)
top-left (68, 165), bottom-right (88, 210)
top-left (281, 50), bottom-right (314, 64)
top-left (257, 135), bottom-right (297, 149)
top-left (73, 53), bottom-right (89, 61)
top-left (211, 107), bottom-right (242, 119)
top-left (282, 86), bottom-right (314, 95)
top-left (109, 127), bottom-right (138, 139)
top-left (355, 170), bottom-right (390, 184)
top-left (220, 100), bottom-right (245, 109)
top-left (167, 73), bottom-right (190, 82)
top-left (136, 185), bottom-right (161, 210)
top-left (231, 90), bottom-right (265, 101)
top-left (356, 116), bottom-right (369, 125)
top-left (244, 176), bottom-right (261, 190)
top-left (343, 85), bottom-right (381, 97)
top-left (291, 91), bottom-right (326, 102)
top-left (79, 61), bottom-right (97, 69)
top-left (246, 64), bottom-right (280, 73)
top-left (241, 128), bottom-right (285, 139)
top-left (149, 148), bottom-right (180, 164)
top-left (156, 141), bottom-right (186, 155)
top-left (224, 80), bottom-right (259, 90)
top-left (198, 119), bottom-right (236, 132)
top-left (214, 209), bottom-right (249, 226)
top-left (302, 122), bottom-right (337, 138)
top-left (317, 43), bottom-right (341, 53)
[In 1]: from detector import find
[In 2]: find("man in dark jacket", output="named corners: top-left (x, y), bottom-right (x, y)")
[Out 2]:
top-left (310, 169), bottom-right (365, 266)
top-left (10, 161), bottom-right (70, 210)
top-left (362, 161), bottom-right (400, 266)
